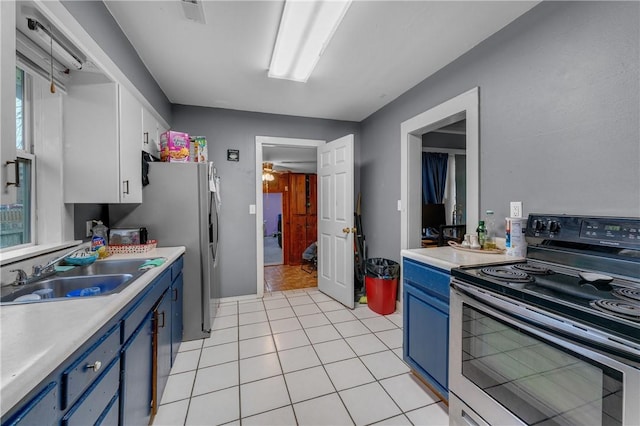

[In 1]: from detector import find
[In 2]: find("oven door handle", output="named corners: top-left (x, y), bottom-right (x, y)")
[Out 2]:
top-left (451, 280), bottom-right (640, 364)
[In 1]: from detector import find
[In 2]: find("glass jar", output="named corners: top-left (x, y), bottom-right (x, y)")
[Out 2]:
top-left (484, 210), bottom-right (496, 249)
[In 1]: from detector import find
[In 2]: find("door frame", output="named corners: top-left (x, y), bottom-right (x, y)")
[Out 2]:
top-left (400, 87), bottom-right (479, 252)
top-left (255, 136), bottom-right (325, 298)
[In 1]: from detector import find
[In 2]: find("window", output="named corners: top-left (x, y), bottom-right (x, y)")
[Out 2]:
top-left (0, 67), bottom-right (34, 250)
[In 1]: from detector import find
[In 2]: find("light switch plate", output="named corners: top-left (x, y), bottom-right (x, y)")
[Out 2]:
top-left (249, 204), bottom-right (256, 215)
top-left (397, 200), bottom-right (402, 211)
top-left (510, 202), bottom-right (523, 218)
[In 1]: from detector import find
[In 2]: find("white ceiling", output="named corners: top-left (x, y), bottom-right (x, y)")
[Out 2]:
top-left (263, 145), bottom-right (317, 173)
top-left (105, 0), bottom-right (538, 122)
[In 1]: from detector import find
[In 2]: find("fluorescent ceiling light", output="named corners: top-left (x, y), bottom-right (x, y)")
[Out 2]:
top-left (269, 0), bottom-right (352, 83)
top-left (27, 19), bottom-right (83, 70)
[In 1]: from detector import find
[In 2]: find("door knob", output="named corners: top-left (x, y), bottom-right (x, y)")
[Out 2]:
top-left (342, 227), bottom-right (356, 234)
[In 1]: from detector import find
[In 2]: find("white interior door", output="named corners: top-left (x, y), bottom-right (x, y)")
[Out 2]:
top-left (317, 134), bottom-right (354, 308)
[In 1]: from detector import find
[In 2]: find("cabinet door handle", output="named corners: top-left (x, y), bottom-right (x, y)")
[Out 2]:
top-left (5, 160), bottom-right (20, 187)
top-left (158, 311), bottom-right (166, 328)
top-left (172, 288), bottom-right (178, 302)
top-left (86, 361), bottom-right (102, 372)
top-left (123, 180), bottom-right (130, 194)
top-left (144, 132), bottom-right (149, 144)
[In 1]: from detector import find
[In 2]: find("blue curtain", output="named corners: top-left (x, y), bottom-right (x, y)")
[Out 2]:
top-left (422, 152), bottom-right (448, 204)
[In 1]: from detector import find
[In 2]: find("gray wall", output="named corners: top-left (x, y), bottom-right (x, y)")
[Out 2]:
top-left (360, 1), bottom-right (639, 262)
top-left (73, 204), bottom-right (108, 242)
top-left (172, 105), bottom-right (361, 298)
top-left (61, 1), bottom-right (172, 123)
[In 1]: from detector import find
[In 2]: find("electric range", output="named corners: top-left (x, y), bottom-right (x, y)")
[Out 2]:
top-left (448, 214), bottom-right (640, 426)
top-left (451, 214), bottom-right (640, 345)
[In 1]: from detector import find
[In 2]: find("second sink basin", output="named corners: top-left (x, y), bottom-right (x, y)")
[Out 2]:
top-left (72, 258), bottom-right (153, 276)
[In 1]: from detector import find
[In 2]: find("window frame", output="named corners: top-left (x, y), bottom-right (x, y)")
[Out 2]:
top-left (1, 67), bottom-right (35, 252)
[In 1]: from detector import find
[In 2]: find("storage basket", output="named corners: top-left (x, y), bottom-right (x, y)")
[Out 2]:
top-left (107, 240), bottom-right (157, 255)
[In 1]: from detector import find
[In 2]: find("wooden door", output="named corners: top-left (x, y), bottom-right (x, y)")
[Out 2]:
top-left (308, 174), bottom-right (317, 215)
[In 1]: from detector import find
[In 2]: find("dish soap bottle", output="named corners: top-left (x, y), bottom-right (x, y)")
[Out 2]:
top-left (91, 220), bottom-right (109, 259)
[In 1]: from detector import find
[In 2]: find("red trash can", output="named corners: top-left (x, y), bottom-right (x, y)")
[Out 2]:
top-left (365, 258), bottom-right (400, 315)
top-left (365, 276), bottom-right (398, 315)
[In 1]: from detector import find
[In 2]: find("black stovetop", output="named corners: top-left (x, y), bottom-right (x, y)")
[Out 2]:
top-left (451, 260), bottom-right (640, 345)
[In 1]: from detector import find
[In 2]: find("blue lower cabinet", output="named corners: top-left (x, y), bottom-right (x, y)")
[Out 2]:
top-left (120, 312), bottom-right (153, 426)
top-left (95, 393), bottom-right (119, 426)
top-left (170, 272), bottom-right (184, 366)
top-left (61, 357), bottom-right (120, 426)
top-left (155, 289), bottom-right (172, 411)
top-left (61, 323), bottom-right (120, 410)
top-left (3, 382), bottom-right (58, 426)
top-left (2, 257), bottom-right (185, 426)
top-left (402, 258), bottom-right (450, 400)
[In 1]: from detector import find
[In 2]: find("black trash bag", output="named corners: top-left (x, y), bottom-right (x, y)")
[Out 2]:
top-left (366, 258), bottom-right (400, 279)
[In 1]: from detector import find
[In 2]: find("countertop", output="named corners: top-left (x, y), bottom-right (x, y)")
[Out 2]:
top-left (0, 247), bottom-right (185, 415)
top-left (401, 246), bottom-right (523, 271)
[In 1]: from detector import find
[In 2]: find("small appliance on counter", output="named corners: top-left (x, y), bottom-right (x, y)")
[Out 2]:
top-left (109, 227), bottom-right (148, 246)
top-left (448, 214), bottom-right (640, 426)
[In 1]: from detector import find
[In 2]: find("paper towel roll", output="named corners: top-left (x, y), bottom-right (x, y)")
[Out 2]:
top-left (505, 217), bottom-right (527, 257)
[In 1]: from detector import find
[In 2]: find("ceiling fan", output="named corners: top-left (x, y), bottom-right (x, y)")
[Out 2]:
top-left (262, 162), bottom-right (287, 182)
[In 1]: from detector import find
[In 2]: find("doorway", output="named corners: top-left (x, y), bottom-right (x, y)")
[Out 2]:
top-left (421, 119), bottom-right (467, 246)
top-left (255, 137), bottom-right (325, 297)
top-left (400, 88), bottom-right (480, 302)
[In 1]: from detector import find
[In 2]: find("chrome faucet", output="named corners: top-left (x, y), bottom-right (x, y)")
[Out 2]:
top-left (10, 246), bottom-right (86, 286)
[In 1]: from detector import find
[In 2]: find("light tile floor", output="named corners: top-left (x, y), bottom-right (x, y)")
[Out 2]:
top-left (153, 288), bottom-right (449, 426)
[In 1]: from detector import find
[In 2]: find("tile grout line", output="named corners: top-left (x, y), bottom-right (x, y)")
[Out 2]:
top-left (293, 290), bottom-right (358, 425)
top-left (236, 299), bottom-right (242, 425)
top-left (262, 295), bottom-right (299, 425)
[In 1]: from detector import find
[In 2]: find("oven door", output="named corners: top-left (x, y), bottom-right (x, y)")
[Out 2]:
top-left (449, 280), bottom-right (640, 426)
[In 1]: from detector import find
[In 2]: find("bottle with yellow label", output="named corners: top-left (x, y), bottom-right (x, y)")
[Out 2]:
top-left (91, 220), bottom-right (109, 259)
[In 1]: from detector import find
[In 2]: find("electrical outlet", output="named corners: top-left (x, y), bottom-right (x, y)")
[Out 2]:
top-left (85, 221), bottom-right (93, 238)
top-left (510, 202), bottom-right (523, 218)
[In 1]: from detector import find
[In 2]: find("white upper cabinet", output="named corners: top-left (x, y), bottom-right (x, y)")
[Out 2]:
top-left (63, 75), bottom-right (142, 203)
top-left (119, 87), bottom-right (143, 203)
top-left (142, 107), bottom-right (160, 159)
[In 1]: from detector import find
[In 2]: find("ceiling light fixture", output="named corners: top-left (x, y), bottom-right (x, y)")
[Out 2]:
top-left (27, 18), bottom-right (83, 70)
top-left (262, 162), bottom-right (276, 182)
top-left (268, 0), bottom-right (352, 83)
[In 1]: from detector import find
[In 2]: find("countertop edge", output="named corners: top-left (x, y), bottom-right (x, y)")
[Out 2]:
top-left (401, 247), bottom-right (524, 271)
top-left (0, 246), bottom-right (186, 416)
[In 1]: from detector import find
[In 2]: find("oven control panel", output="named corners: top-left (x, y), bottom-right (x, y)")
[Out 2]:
top-left (526, 214), bottom-right (640, 249)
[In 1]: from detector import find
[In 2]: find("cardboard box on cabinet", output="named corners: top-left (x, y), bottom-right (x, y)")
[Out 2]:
top-left (160, 131), bottom-right (190, 162)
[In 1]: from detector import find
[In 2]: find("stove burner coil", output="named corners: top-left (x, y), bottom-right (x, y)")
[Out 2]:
top-left (613, 288), bottom-right (640, 304)
top-left (480, 267), bottom-right (534, 282)
top-left (513, 263), bottom-right (554, 275)
top-left (590, 299), bottom-right (640, 321)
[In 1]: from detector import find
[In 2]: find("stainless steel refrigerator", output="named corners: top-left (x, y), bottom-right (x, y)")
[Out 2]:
top-left (109, 161), bottom-right (220, 341)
